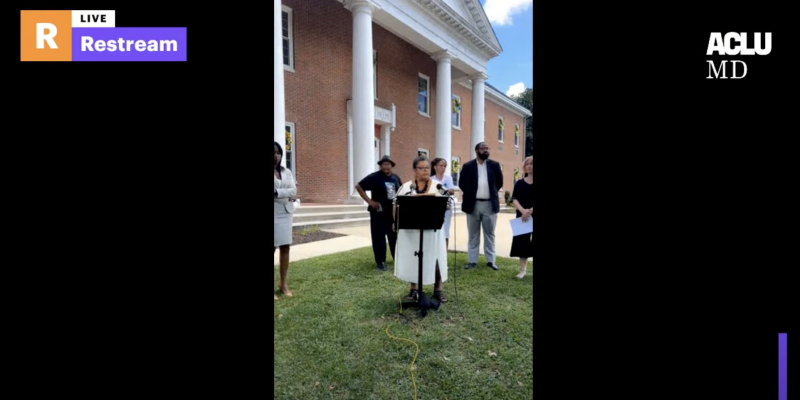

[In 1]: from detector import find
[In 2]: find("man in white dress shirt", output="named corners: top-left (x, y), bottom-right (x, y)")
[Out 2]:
top-left (456, 142), bottom-right (504, 270)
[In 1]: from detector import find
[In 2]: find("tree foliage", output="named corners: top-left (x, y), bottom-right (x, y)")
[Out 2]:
top-left (510, 88), bottom-right (533, 157)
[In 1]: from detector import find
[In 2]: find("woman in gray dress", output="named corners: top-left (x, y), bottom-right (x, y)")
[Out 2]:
top-left (274, 141), bottom-right (296, 300)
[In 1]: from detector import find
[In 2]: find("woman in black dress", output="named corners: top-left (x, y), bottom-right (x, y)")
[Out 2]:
top-left (510, 156), bottom-right (533, 279)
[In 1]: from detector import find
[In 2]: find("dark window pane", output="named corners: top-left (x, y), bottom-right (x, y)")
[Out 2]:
top-left (282, 12), bottom-right (288, 38)
top-left (283, 39), bottom-right (289, 66)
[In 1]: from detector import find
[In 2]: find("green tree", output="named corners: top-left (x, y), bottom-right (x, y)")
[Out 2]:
top-left (511, 88), bottom-right (533, 157)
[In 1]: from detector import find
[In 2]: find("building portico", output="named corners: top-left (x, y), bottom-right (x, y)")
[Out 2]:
top-left (338, 0), bottom-right (499, 201)
top-left (275, 0), bottom-right (528, 204)
top-left (346, 100), bottom-right (396, 201)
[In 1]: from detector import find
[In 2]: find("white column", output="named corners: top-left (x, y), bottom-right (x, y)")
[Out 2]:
top-left (381, 125), bottom-right (390, 156)
top-left (469, 72), bottom-right (488, 160)
top-left (347, 114), bottom-right (354, 194)
top-left (433, 50), bottom-right (455, 175)
top-left (346, 0), bottom-right (379, 197)
top-left (273, 0), bottom-right (287, 166)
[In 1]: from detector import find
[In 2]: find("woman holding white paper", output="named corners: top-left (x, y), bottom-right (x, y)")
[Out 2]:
top-left (510, 156), bottom-right (533, 279)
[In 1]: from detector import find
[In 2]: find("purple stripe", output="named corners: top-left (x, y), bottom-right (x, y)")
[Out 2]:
top-left (779, 333), bottom-right (787, 400)
top-left (71, 28), bottom-right (186, 61)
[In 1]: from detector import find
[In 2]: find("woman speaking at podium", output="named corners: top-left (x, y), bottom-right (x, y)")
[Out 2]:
top-left (393, 156), bottom-right (449, 303)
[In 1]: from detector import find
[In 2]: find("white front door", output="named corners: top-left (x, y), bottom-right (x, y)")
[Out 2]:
top-left (374, 138), bottom-right (381, 171)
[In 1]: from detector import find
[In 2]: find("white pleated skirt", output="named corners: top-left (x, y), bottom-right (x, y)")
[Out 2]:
top-left (393, 228), bottom-right (448, 285)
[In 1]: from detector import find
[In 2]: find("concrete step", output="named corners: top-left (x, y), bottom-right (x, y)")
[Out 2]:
top-left (292, 210), bottom-right (369, 223)
top-left (296, 204), bottom-right (467, 215)
top-left (291, 204), bottom-right (513, 230)
top-left (293, 217), bottom-right (372, 230)
top-left (294, 204), bottom-right (365, 215)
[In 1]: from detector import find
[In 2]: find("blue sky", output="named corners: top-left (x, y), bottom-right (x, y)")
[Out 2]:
top-left (480, 0), bottom-right (532, 97)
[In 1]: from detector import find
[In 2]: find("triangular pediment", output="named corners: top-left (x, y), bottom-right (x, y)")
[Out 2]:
top-left (442, 0), bottom-right (473, 22)
top-left (443, 0), bottom-right (502, 51)
top-left (339, 0), bottom-right (504, 58)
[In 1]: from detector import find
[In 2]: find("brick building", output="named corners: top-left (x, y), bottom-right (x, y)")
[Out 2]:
top-left (273, 0), bottom-right (531, 204)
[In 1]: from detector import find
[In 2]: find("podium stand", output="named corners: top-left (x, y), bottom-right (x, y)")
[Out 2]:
top-left (394, 194), bottom-right (449, 317)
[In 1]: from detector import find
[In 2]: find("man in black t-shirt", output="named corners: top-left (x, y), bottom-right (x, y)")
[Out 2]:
top-left (355, 156), bottom-right (403, 271)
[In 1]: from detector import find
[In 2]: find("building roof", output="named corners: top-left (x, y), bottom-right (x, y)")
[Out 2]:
top-left (484, 82), bottom-right (532, 117)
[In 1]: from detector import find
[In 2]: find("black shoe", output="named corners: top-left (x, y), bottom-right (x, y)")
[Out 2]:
top-left (464, 263), bottom-right (477, 269)
top-left (377, 262), bottom-right (387, 271)
top-left (487, 262), bottom-right (499, 271)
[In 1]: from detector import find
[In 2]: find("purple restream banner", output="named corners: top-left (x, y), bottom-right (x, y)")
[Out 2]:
top-left (71, 27), bottom-right (186, 61)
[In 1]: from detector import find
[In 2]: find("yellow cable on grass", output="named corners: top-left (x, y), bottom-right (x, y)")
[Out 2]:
top-left (384, 279), bottom-right (420, 400)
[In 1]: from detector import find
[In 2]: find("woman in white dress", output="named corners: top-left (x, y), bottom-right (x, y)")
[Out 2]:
top-left (392, 156), bottom-right (450, 303)
top-left (274, 141), bottom-right (296, 300)
top-left (430, 157), bottom-right (456, 249)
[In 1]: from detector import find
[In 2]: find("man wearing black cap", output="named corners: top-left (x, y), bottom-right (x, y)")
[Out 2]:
top-left (356, 155), bottom-right (403, 271)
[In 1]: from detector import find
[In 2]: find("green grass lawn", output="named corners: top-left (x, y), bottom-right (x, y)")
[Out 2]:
top-left (274, 247), bottom-right (533, 400)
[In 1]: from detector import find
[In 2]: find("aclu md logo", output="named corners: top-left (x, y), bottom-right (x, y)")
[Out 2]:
top-left (706, 32), bottom-right (771, 79)
top-left (20, 10), bottom-right (186, 61)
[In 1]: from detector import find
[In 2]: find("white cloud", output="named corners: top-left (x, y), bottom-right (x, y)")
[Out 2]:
top-left (483, 0), bottom-right (532, 26)
top-left (506, 82), bottom-right (526, 97)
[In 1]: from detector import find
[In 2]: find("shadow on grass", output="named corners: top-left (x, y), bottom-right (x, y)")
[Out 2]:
top-left (274, 247), bottom-right (532, 400)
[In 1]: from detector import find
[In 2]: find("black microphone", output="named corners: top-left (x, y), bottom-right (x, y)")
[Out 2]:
top-left (437, 183), bottom-right (453, 197)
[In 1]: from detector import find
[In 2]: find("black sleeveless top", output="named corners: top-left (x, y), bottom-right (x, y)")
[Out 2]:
top-left (511, 179), bottom-right (533, 217)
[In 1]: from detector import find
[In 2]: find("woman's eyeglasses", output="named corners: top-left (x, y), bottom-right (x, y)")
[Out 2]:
top-left (416, 167), bottom-right (430, 171)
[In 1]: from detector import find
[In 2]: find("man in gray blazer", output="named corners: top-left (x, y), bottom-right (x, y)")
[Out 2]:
top-left (457, 142), bottom-right (503, 270)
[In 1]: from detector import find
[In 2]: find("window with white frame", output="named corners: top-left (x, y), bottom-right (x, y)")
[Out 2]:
top-left (418, 74), bottom-right (430, 115)
top-left (373, 50), bottom-right (378, 99)
top-left (282, 6), bottom-right (294, 70)
top-left (514, 123), bottom-right (520, 147)
top-left (417, 149), bottom-right (429, 159)
top-left (498, 116), bottom-right (505, 142)
top-left (285, 122), bottom-right (296, 175)
top-left (451, 94), bottom-right (462, 129)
